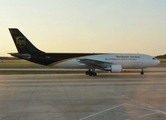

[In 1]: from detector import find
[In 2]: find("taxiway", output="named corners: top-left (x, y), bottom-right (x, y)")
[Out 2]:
top-left (0, 69), bottom-right (166, 120)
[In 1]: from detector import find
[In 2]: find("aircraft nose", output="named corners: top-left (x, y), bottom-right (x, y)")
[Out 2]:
top-left (157, 59), bottom-right (160, 65)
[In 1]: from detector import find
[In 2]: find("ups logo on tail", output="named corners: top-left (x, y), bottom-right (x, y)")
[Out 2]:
top-left (16, 37), bottom-right (26, 48)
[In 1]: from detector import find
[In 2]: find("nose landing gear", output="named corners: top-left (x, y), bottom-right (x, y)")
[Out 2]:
top-left (140, 69), bottom-right (144, 75)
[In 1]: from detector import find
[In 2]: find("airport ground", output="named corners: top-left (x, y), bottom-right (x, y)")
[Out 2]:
top-left (0, 61), bottom-right (166, 120)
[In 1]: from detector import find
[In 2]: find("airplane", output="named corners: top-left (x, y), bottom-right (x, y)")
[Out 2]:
top-left (0, 60), bottom-right (2, 63)
top-left (8, 28), bottom-right (160, 76)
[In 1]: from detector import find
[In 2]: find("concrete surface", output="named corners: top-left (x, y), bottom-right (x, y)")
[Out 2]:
top-left (0, 69), bottom-right (166, 120)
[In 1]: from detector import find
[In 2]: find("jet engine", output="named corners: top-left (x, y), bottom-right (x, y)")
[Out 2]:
top-left (104, 65), bottom-right (122, 72)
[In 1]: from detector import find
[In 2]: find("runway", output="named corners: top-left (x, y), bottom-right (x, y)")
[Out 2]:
top-left (0, 70), bottom-right (166, 119)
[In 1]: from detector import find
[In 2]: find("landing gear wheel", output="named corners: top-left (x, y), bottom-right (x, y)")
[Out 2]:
top-left (85, 69), bottom-right (91, 75)
top-left (140, 69), bottom-right (144, 75)
top-left (89, 72), bottom-right (97, 76)
top-left (89, 72), bottom-right (93, 76)
top-left (93, 72), bottom-right (97, 76)
top-left (85, 71), bottom-right (89, 75)
top-left (85, 69), bottom-right (97, 76)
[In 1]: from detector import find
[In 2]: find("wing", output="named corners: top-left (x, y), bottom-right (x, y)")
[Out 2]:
top-left (78, 58), bottom-right (113, 70)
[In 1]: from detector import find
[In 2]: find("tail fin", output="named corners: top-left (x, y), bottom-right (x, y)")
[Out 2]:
top-left (9, 28), bottom-right (44, 54)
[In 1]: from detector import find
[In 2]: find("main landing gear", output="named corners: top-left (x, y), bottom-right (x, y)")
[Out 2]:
top-left (140, 69), bottom-right (144, 75)
top-left (85, 69), bottom-right (97, 76)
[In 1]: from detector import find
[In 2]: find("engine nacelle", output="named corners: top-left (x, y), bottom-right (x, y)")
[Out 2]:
top-left (104, 65), bottom-right (122, 73)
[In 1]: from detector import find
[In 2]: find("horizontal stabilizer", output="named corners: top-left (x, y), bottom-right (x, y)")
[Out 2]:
top-left (9, 53), bottom-right (31, 59)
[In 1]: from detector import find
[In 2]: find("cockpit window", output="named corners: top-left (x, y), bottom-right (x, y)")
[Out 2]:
top-left (152, 57), bottom-right (156, 60)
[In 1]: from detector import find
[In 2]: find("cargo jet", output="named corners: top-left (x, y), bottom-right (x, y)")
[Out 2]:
top-left (9, 28), bottom-right (160, 76)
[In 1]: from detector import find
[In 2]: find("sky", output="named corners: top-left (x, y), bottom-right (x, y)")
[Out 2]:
top-left (0, 0), bottom-right (166, 56)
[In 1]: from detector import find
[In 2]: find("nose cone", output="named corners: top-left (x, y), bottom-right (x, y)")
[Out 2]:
top-left (153, 59), bottom-right (160, 66)
top-left (151, 59), bottom-right (160, 67)
top-left (156, 59), bottom-right (160, 65)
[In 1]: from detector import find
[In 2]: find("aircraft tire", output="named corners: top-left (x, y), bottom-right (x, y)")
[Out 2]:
top-left (93, 72), bottom-right (97, 76)
top-left (89, 73), bottom-right (93, 76)
top-left (86, 70), bottom-right (97, 76)
top-left (140, 69), bottom-right (144, 75)
top-left (85, 71), bottom-right (89, 75)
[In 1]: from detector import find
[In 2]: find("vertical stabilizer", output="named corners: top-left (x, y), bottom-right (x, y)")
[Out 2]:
top-left (9, 28), bottom-right (44, 54)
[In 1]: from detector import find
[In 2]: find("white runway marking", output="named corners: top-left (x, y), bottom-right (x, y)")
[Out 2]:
top-left (139, 112), bottom-right (160, 118)
top-left (79, 103), bottom-right (166, 120)
top-left (79, 104), bottom-right (124, 120)
top-left (125, 103), bottom-right (158, 112)
top-left (159, 111), bottom-right (166, 115)
top-left (126, 103), bottom-right (166, 117)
